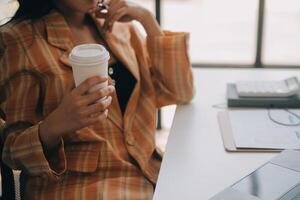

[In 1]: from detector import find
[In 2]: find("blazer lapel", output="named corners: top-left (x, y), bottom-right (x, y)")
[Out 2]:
top-left (91, 17), bottom-right (141, 130)
top-left (59, 50), bottom-right (71, 67)
top-left (44, 10), bottom-right (74, 52)
top-left (101, 24), bottom-right (141, 130)
top-left (107, 78), bottom-right (123, 129)
top-left (103, 32), bottom-right (140, 82)
top-left (44, 10), bottom-right (74, 69)
top-left (91, 17), bottom-right (140, 82)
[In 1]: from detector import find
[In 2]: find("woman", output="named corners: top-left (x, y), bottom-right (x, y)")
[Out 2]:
top-left (0, 0), bottom-right (193, 199)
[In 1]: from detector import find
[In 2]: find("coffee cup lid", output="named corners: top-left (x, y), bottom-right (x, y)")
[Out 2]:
top-left (69, 44), bottom-right (110, 65)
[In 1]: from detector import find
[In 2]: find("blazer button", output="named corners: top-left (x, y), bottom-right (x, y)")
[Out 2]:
top-left (108, 67), bottom-right (114, 75)
top-left (126, 135), bottom-right (135, 146)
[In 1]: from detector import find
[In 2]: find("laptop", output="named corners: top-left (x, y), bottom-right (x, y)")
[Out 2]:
top-left (210, 150), bottom-right (300, 200)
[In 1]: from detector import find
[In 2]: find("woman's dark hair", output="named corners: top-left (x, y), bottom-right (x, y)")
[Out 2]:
top-left (13, 0), bottom-right (54, 20)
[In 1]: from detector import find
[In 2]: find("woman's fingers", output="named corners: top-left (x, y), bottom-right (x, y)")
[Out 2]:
top-left (91, 0), bottom-right (145, 32)
top-left (104, 8), bottom-right (127, 32)
top-left (73, 76), bottom-right (107, 95)
top-left (106, 0), bottom-right (121, 13)
top-left (89, 5), bottom-right (108, 19)
top-left (82, 85), bottom-right (115, 105)
top-left (103, 0), bottom-right (128, 30)
top-left (89, 0), bottom-right (112, 18)
top-left (85, 110), bottom-right (109, 125)
top-left (82, 96), bottom-right (112, 116)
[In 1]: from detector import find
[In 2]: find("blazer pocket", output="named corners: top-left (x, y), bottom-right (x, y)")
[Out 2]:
top-left (65, 144), bottom-right (100, 173)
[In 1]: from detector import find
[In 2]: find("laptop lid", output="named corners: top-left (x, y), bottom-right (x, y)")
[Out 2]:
top-left (211, 150), bottom-right (300, 200)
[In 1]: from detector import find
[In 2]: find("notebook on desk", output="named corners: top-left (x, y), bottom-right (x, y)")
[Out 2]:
top-left (218, 109), bottom-right (300, 152)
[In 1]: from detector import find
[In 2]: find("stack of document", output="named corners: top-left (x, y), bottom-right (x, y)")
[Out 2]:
top-left (218, 109), bottom-right (300, 151)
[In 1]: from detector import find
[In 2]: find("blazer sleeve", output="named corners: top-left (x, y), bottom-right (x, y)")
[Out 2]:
top-left (0, 30), bottom-right (66, 182)
top-left (146, 30), bottom-right (194, 107)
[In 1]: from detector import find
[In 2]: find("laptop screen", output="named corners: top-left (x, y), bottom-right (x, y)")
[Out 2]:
top-left (232, 163), bottom-right (300, 200)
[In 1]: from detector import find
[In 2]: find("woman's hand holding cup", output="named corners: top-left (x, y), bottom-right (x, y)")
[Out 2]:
top-left (39, 76), bottom-right (115, 150)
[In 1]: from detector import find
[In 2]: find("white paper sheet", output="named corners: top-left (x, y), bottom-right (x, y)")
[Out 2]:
top-left (229, 109), bottom-right (300, 149)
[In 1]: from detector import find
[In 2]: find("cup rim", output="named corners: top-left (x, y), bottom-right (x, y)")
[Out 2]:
top-left (69, 44), bottom-right (110, 65)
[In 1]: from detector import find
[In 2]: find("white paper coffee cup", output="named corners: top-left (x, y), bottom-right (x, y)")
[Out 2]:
top-left (69, 44), bottom-right (110, 94)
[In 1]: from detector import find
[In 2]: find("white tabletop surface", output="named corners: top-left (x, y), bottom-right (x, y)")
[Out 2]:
top-left (153, 68), bottom-right (300, 200)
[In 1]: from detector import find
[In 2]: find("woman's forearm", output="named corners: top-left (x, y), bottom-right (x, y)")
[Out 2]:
top-left (140, 10), bottom-right (164, 37)
top-left (39, 113), bottom-right (62, 151)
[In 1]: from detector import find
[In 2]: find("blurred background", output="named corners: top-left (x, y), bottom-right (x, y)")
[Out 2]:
top-left (132, 0), bottom-right (300, 66)
top-left (1, 0), bottom-right (300, 152)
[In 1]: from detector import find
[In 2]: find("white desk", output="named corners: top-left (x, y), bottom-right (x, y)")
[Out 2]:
top-left (153, 68), bottom-right (300, 200)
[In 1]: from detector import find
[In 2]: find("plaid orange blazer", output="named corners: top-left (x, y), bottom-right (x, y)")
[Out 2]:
top-left (0, 10), bottom-right (193, 200)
